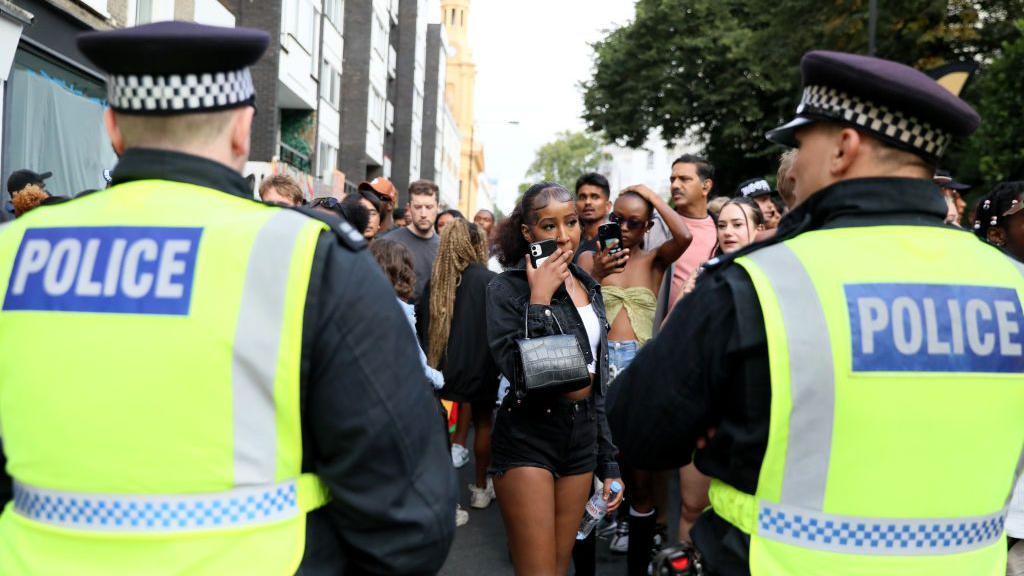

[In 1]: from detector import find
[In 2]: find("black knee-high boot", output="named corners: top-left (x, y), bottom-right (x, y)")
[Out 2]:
top-left (627, 510), bottom-right (656, 576)
top-left (572, 530), bottom-right (597, 576)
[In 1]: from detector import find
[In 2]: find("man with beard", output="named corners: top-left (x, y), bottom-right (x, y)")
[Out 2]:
top-left (381, 179), bottom-right (440, 300)
top-left (574, 172), bottom-right (612, 257)
top-left (648, 155), bottom-right (720, 319)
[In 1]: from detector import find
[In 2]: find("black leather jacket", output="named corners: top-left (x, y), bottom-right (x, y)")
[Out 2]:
top-left (486, 260), bottom-right (621, 480)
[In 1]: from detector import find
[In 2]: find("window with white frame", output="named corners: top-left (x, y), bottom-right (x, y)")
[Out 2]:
top-left (319, 142), bottom-right (337, 182)
top-left (296, 0), bottom-right (316, 52)
top-left (129, 0), bottom-right (175, 25)
top-left (371, 12), bottom-right (388, 61)
top-left (134, 0), bottom-right (152, 24)
top-left (369, 87), bottom-right (386, 128)
top-left (283, 0), bottom-right (316, 52)
top-left (325, 0), bottom-right (344, 31)
top-left (320, 60), bottom-right (342, 109)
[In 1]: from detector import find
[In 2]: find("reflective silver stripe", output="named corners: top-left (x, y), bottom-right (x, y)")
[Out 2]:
top-left (1011, 448), bottom-right (1024, 507)
top-left (747, 244), bottom-right (834, 509)
top-left (759, 501), bottom-right (1006, 556)
top-left (1010, 260), bottom-right (1024, 506)
top-left (233, 210), bottom-right (310, 485)
top-left (13, 480), bottom-right (298, 533)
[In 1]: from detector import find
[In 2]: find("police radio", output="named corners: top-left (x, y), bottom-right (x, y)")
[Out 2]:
top-left (649, 543), bottom-right (704, 576)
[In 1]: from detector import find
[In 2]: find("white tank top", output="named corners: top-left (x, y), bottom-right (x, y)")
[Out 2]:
top-left (577, 304), bottom-right (601, 374)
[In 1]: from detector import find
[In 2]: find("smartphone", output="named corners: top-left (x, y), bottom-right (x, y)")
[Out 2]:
top-left (529, 239), bottom-right (558, 268)
top-left (598, 223), bottom-right (623, 255)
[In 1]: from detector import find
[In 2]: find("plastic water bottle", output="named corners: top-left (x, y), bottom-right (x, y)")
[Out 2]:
top-left (576, 481), bottom-right (623, 540)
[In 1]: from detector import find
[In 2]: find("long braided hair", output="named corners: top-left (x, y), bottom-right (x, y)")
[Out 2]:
top-left (427, 217), bottom-right (488, 368)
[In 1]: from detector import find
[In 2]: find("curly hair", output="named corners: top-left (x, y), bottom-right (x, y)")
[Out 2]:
top-left (12, 185), bottom-right (49, 217)
top-left (493, 181), bottom-right (572, 268)
top-left (369, 239), bottom-right (417, 303)
top-left (426, 219), bottom-right (488, 368)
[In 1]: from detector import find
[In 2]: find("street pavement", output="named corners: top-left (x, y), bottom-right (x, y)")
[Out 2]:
top-left (439, 431), bottom-right (682, 575)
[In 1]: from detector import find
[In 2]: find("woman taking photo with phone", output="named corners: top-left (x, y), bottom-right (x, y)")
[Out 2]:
top-left (578, 185), bottom-right (690, 573)
top-left (487, 182), bottom-right (624, 576)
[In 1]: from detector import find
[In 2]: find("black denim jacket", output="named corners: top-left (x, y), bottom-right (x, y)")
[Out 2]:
top-left (486, 260), bottom-right (621, 480)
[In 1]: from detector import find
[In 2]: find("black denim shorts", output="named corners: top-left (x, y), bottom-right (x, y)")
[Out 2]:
top-left (489, 395), bottom-right (598, 478)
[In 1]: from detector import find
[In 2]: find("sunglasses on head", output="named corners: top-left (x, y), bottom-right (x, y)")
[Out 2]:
top-left (312, 197), bottom-right (340, 209)
top-left (609, 213), bottom-right (649, 231)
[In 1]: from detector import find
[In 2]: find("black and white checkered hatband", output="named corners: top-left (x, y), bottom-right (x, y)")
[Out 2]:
top-left (796, 85), bottom-right (952, 159)
top-left (108, 68), bottom-right (255, 114)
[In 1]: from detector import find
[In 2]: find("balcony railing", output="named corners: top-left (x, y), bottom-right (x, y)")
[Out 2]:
top-left (280, 143), bottom-right (311, 173)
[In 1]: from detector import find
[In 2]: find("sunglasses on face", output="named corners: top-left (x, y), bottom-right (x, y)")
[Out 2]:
top-left (609, 213), bottom-right (649, 231)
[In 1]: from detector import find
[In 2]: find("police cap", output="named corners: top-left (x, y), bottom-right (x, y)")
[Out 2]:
top-left (78, 21), bottom-right (269, 115)
top-left (767, 51), bottom-right (980, 162)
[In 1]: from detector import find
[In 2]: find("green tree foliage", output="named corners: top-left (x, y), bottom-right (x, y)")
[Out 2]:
top-left (523, 131), bottom-right (611, 190)
top-left (951, 20), bottom-right (1024, 185)
top-left (583, 0), bottom-right (1024, 195)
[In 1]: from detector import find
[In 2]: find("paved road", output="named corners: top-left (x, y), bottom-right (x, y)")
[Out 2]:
top-left (439, 431), bottom-right (681, 575)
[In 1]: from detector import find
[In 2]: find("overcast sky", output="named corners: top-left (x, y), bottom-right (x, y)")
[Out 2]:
top-left (466, 0), bottom-right (636, 213)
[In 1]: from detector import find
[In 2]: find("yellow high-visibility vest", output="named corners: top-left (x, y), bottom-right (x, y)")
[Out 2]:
top-left (0, 179), bottom-right (330, 575)
top-left (710, 225), bottom-right (1024, 575)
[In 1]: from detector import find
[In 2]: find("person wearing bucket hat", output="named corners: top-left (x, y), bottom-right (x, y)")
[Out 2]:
top-left (0, 21), bottom-right (455, 575)
top-left (609, 50), bottom-right (1024, 576)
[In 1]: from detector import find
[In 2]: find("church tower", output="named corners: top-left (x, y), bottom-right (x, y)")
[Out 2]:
top-left (441, 0), bottom-right (483, 216)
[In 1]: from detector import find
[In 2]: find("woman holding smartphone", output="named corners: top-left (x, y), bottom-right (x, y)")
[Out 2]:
top-left (487, 182), bottom-right (624, 576)
top-left (578, 186), bottom-right (690, 573)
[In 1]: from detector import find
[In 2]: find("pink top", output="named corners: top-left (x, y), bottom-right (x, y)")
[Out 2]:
top-left (667, 215), bottom-right (718, 311)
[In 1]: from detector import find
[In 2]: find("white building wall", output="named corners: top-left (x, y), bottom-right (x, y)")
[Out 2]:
top-left (278, 0), bottom-right (319, 110)
top-left (365, 0), bottom-right (391, 164)
top-left (317, 20), bottom-right (344, 183)
top-left (193, 0), bottom-right (235, 26)
top-left (439, 104), bottom-right (461, 208)
top-left (599, 133), bottom-right (699, 201)
top-left (407, 0), bottom-right (427, 184)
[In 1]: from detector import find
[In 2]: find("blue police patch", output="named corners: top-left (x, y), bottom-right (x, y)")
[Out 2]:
top-left (4, 227), bottom-right (202, 315)
top-left (846, 283), bottom-right (1024, 373)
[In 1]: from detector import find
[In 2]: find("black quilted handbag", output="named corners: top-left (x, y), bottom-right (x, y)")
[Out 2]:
top-left (514, 308), bottom-right (590, 399)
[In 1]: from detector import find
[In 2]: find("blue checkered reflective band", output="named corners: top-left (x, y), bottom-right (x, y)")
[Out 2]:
top-left (758, 503), bottom-right (1006, 556)
top-left (13, 480), bottom-right (299, 533)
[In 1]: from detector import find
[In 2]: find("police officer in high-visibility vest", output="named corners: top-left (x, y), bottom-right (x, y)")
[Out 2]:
top-left (0, 22), bottom-right (457, 575)
top-left (608, 50), bottom-right (1024, 576)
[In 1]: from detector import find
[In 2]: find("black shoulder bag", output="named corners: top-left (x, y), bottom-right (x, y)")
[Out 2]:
top-left (513, 307), bottom-right (590, 400)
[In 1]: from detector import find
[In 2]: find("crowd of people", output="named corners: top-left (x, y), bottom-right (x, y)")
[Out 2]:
top-left (7, 138), bottom-right (1024, 575)
top-left (2, 22), bottom-right (1023, 576)
top-left (250, 133), bottom-right (1024, 576)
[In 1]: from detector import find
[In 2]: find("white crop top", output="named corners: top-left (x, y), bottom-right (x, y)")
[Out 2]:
top-left (577, 304), bottom-right (602, 374)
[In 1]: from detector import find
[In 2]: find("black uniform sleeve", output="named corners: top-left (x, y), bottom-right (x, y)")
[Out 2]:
top-left (607, 268), bottom-right (748, 471)
top-left (0, 442), bottom-right (11, 507)
top-left (305, 232), bottom-right (457, 574)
